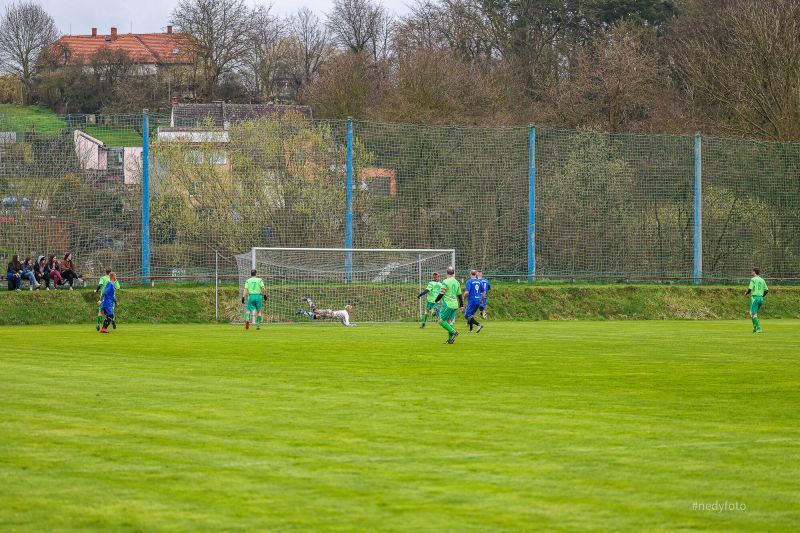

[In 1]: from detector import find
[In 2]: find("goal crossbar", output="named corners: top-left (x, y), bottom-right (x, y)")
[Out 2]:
top-left (251, 247), bottom-right (456, 270)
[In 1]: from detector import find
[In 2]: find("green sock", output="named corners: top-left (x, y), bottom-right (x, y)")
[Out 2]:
top-left (256, 315), bottom-right (262, 325)
top-left (440, 321), bottom-right (454, 334)
top-left (96, 314), bottom-right (102, 325)
top-left (422, 313), bottom-right (428, 323)
top-left (754, 317), bottom-right (761, 330)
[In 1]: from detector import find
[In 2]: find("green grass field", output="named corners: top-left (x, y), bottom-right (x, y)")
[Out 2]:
top-left (0, 104), bottom-right (171, 146)
top-left (1, 321), bottom-right (798, 531)
top-left (79, 125), bottom-right (143, 147)
top-left (82, 119), bottom-right (170, 147)
top-left (0, 104), bottom-right (65, 136)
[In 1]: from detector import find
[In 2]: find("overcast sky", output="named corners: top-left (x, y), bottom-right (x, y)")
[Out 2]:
top-left (38, 0), bottom-right (412, 35)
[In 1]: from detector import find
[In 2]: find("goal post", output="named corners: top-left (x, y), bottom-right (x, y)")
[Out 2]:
top-left (236, 247), bottom-right (456, 323)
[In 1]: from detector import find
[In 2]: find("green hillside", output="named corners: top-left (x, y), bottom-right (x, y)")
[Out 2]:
top-left (0, 104), bottom-right (66, 136)
top-left (1, 284), bottom-right (799, 325)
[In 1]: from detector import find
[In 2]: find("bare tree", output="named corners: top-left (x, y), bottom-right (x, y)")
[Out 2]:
top-left (395, 0), bottom-right (492, 60)
top-left (171, 0), bottom-right (256, 101)
top-left (378, 47), bottom-right (509, 124)
top-left (302, 51), bottom-right (378, 118)
top-left (288, 7), bottom-right (331, 95)
top-left (370, 10), bottom-right (394, 61)
top-left (673, 0), bottom-right (800, 140)
top-left (481, 0), bottom-right (582, 100)
top-left (327, 0), bottom-right (392, 60)
top-left (438, 0), bottom-right (493, 60)
top-left (552, 22), bottom-right (684, 133)
top-left (394, 1), bottom-right (447, 54)
top-left (244, 5), bottom-right (287, 101)
top-left (0, 1), bottom-right (58, 105)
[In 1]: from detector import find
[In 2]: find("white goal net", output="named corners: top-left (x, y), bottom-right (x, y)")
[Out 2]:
top-left (235, 248), bottom-right (455, 323)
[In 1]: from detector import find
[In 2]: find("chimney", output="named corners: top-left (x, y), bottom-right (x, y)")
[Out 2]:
top-left (91, 28), bottom-right (97, 37)
top-left (167, 25), bottom-right (173, 34)
top-left (110, 27), bottom-right (117, 40)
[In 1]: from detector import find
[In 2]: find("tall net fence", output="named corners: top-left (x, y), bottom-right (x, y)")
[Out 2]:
top-left (150, 117), bottom-right (350, 280)
top-left (703, 137), bottom-right (800, 280)
top-left (1, 110), bottom-right (798, 283)
top-left (536, 130), bottom-right (695, 279)
top-left (352, 122), bottom-right (529, 273)
top-left (0, 113), bottom-right (167, 280)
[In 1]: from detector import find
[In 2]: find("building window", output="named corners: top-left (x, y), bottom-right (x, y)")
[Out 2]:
top-left (108, 147), bottom-right (124, 170)
top-left (187, 181), bottom-right (198, 198)
top-left (208, 150), bottom-right (227, 165)
top-left (185, 150), bottom-right (204, 164)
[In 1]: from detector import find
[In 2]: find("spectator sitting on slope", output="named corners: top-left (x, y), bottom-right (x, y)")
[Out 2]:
top-left (33, 256), bottom-right (48, 288)
top-left (6, 255), bottom-right (22, 291)
top-left (45, 255), bottom-right (64, 289)
top-left (60, 252), bottom-right (83, 290)
top-left (21, 256), bottom-right (41, 290)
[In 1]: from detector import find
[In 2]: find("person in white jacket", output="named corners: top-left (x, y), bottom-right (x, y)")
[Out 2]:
top-left (296, 297), bottom-right (356, 326)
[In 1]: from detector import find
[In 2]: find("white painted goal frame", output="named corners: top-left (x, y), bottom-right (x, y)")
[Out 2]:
top-left (243, 247), bottom-right (456, 323)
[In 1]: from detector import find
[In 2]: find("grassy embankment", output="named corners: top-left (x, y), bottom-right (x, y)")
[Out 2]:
top-left (1, 283), bottom-right (798, 324)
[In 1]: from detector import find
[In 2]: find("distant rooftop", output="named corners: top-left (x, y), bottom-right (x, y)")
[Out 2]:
top-left (51, 26), bottom-right (193, 65)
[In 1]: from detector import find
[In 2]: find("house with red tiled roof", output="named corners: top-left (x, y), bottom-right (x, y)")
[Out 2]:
top-left (49, 26), bottom-right (193, 75)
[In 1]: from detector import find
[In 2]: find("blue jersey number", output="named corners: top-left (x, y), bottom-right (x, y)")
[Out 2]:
top-left (468, 281), bottom-right (482, 301)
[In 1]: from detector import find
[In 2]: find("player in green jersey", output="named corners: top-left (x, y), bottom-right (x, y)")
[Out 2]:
top-left (94, 267), bottom-right (120, 331)
top-left (435, 266), bottom-right (462, 344)
top-left (242, 269), bottom-right (267, 330)
top-left (745, 267), bottom-right (768, 333)
top-left (417, 272), bottom-right (442, 329)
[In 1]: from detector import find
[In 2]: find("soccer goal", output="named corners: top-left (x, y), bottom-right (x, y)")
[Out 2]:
top-left (235, 248), bottom-right (456, 323)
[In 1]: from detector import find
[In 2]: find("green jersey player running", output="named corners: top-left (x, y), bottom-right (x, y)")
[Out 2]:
top-left (417, 272), bottom-right (442, 329)
top-left (435, 266), bottom-right (462, 344)
top-left (95, 267), bottom-right (120, 331)
top-left (242, 269), bottom-right (267, 330)
top-left (745, 267), bottom-right (768, 333)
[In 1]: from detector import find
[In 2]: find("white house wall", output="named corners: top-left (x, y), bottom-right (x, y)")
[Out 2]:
top-left (157, 130), bottom-right (229, 143)
top-left (74, 130), bottom-right (107, 170)
top-left (124, 147), bottom-right (143, 185)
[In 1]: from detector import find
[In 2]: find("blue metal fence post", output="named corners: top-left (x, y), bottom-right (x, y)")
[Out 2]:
top-left (527, 126), bottom-right (536, 282)
top-left (693, 132), bottom-right (702, 285)
top-left (345, 118), bottom-right (354, 282)
top-left (141, 110), bottom-right (151, 284)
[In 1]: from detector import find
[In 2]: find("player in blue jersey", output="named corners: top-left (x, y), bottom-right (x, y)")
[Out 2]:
top-left (95, 267), bottom-right (120, 330)
top-left (463, 270), bottom-right (484, 333)
top-left (477, 270), bottom-right (491, 319)
top-left (97, 272), bottom-right (118, 334)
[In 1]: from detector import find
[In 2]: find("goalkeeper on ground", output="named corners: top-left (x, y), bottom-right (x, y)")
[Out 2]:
top-left (296, 297), bottom-right (356, 326)
top-left (417, 272), bottom-right (442, 329)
